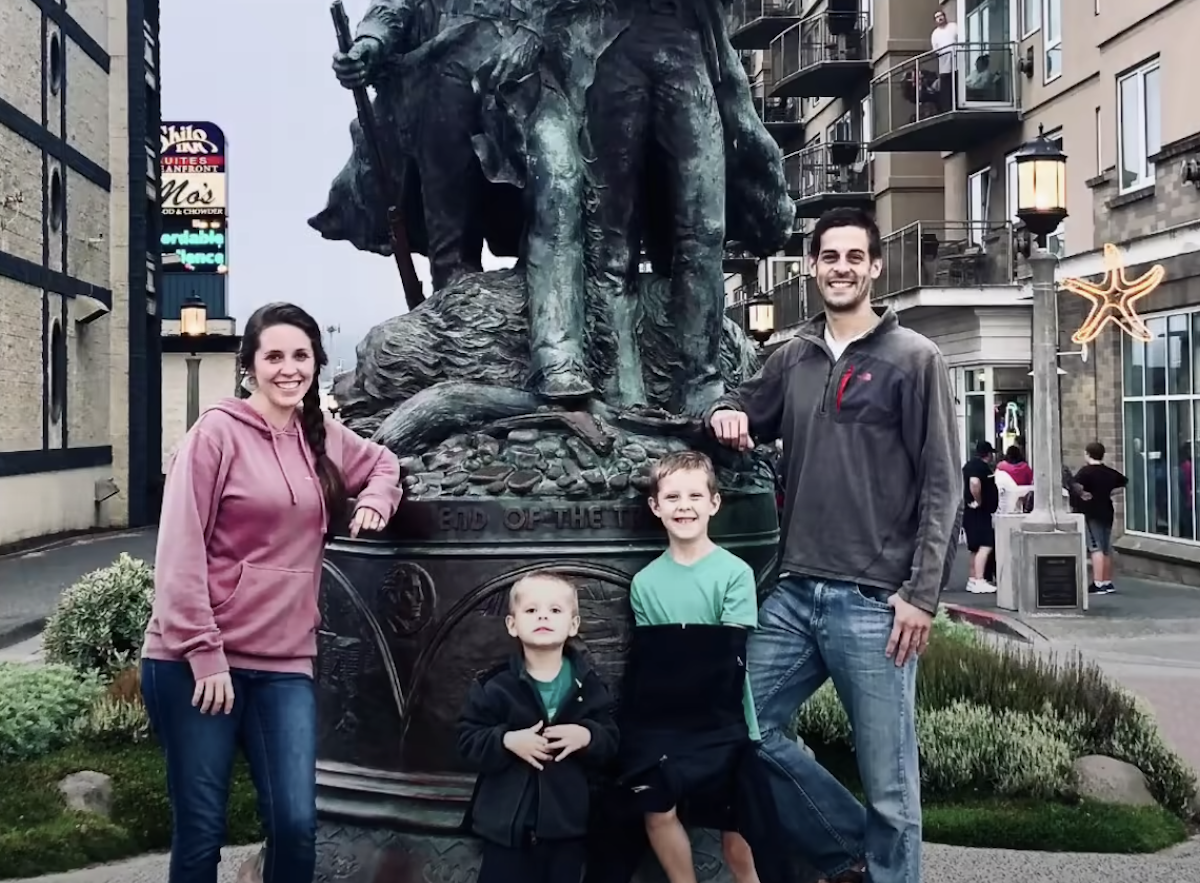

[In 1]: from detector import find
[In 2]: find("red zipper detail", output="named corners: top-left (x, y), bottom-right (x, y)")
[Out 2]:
top-left (835, 365), bottom-right (855, 411)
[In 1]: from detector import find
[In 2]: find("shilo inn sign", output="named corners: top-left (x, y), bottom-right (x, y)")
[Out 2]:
top-left (160, 122), bottom-right (227, 273)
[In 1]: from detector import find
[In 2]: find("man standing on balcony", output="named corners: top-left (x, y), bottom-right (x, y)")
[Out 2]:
top-left (706, 206), bottom-right (962, 883)
top-left (931, 9), bottom-right (958, 113)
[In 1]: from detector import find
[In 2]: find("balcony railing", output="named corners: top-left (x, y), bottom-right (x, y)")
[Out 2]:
top-left (725, 280), bottom-right (762, 329)
top-left (875, 220), bottom-right (1016, 300)
top-left (869, 43), bottom-right (1021, 153)
top-left (729, 0), bottom-right (802, 50)
top-left (752, 92), bottom-right (803, 127)
top-left (769, 11), bottom-right (871, 99)
top-left (771, 275), bottom-right (809, 330)
top-left (784, 142), bottom-right (872, 214)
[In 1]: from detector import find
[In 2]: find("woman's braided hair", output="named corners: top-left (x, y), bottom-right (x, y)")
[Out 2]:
top-left (239, 302), bottom-right (347, 531)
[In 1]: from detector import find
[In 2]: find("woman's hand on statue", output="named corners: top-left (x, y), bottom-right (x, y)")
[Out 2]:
top-left (192, 672), bottom-right (235, 715)
top-left (349, 506), bottom-right (387, 538)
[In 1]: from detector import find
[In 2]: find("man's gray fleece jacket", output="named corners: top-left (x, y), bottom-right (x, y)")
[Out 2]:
top-left (716, 308), bottom-right (963, 614)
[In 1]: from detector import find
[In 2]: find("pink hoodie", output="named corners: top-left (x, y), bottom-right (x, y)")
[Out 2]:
top-left (142, 398), bottom-right (402, 680)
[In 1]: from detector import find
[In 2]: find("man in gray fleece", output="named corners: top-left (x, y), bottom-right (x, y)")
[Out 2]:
top-left (708, 206), bottom-right (962, 883)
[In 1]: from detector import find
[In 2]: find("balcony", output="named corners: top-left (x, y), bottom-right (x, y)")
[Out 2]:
top-left (769, 11), bottom-right (871, 100)
top-left (868, 43), bottom-right (1021, 153)
top-left (724, 245), bottom-right (760, 273)
top-left (729, 0), bottom-right (802, 51)
top-left (875, 220), bottom-right (1019, 305)
top-left (725, 281), bottom-right (761, 330)
top-left (786, 142), bottom-right (873, 218)
top-left (751, 89), bottom-right (804, 139)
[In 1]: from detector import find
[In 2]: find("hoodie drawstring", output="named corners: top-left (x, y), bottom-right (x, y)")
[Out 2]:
top-left (270, 433), bottom-right (299, 504)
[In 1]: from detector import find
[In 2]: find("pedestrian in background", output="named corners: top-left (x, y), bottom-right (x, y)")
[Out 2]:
top-left (140, 302), bottom-right (403, 883)
top-left (1072, 441), bottom-right (1128, 595)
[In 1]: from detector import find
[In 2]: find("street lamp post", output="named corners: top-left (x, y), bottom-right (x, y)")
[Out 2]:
top-left (1009, 127), bottom-right (1086, 614)
top-left (180, 295), bottom-right (208, 430)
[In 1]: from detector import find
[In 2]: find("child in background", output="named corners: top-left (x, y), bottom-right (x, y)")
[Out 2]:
top-left (1072, 442), bottom-right (1128, 595)
top-left (623, 451), bottom-right (764, 883)
top-left (458, 573), bottom-right (619, 883)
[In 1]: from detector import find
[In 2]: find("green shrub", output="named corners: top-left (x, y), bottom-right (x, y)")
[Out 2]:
top-left (43, 554), bottom-right (155, 676)
top-left (0, 664), bottom-right (102, 762)
top-left (794, 623), bottom-right (1198, 816)
top-left (72, 696), bottom-right (151, 746)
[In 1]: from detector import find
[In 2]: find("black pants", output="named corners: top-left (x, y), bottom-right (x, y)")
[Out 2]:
top-left (479, 838), bottom-right (586, 883)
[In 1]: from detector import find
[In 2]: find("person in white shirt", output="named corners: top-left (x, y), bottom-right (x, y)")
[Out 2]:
top-left (930, 10), bottom-right (958, 112)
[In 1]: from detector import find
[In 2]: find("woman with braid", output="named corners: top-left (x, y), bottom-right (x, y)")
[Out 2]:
top-left (140, 302), bottom-right (403, 883)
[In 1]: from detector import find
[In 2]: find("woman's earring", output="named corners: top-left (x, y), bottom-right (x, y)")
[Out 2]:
top-left (241, 373), bottom-right (257, 393)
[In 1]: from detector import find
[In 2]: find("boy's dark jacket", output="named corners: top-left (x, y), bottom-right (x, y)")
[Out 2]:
top-left (457, 644), bottom-right (618, 847)
top-left (613, 624), bottom-right (791, 883)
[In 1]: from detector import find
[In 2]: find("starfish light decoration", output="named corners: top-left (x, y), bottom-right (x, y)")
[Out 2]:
top-left (1061, 242), bottom-right (1165, 345)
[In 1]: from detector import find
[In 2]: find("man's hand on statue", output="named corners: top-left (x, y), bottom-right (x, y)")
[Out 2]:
top-left (544, 723), bottom-right (592, 761)
top-left (711, 409), bottom-right (753, 451)
top-left (332, 37), bottom-right (381, 89)
top-left (886, 594), bottom-right (932, 667)
top-left (502, 721), bottom-right (552, 770)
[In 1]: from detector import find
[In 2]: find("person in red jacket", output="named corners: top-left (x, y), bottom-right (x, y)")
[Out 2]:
top-left (140, 302), bottom-right (403, 883)
top-left (996, 445), bottom-right (1033, 487)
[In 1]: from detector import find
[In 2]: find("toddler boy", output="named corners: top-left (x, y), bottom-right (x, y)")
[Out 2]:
top-left (623, 451), bottom-right (764, 883)
top-left (458, 572), bottom-right (619, 883)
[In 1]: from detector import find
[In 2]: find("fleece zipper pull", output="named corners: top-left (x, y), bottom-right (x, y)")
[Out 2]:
top-left (835, 365), bottom-right (855, 411)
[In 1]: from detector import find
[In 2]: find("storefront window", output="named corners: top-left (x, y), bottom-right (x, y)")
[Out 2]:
top-left (1123, 310), bottom-right (1200, 541)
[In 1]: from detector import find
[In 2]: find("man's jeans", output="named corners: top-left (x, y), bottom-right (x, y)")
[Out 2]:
top-left (141, 659), bottom-right (317, 883)
top-left (749, 576), bottom-right (922, 883)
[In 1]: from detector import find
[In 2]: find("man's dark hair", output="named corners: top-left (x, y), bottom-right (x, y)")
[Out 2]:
top-left (1086, 441), bottom-right (1106, 460)
top-left (975, 440), bottom-right (995, 457)
top-left (1004, 445), bottom-right (1024, 464)
top-left (809, 207), bottom-right (883, 261)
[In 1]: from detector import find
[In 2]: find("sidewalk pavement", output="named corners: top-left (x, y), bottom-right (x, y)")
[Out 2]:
top-left (0, 529), bottom-right (157, 650)
top-left (7, 837), bottom-right (1200, 883)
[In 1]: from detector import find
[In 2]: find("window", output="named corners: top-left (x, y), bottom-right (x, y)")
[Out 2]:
top-left (49, 166), bottom-right (63, 232)
top-left (1021, 0), bottom-right (1041, 35)
top-left (1007, 131), bottom-right (1064, 253)
top-left (1118, 61), bottom-right (1161, 191)
top-left (967, 167), bottom-right (990, 245)
top-left (1043, 0), bottom-right (1061, 82)
top-left (1122, 310), bottom-right (1200, 542)
top-left (48, 32), bottom-right (62, 95)
top-left (49, 319), bottom-right (66, 425)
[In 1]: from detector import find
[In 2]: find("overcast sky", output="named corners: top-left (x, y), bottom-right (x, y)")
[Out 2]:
top-left (159, 0), bottom-right (510, 370)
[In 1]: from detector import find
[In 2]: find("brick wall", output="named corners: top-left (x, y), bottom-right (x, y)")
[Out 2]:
top-left (1062, 131), bottom-right (1200, 577)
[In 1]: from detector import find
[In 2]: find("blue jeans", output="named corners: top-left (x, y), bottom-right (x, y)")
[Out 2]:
top-left (141, 659), bottom-right (317, 883)
top-left (749, 576), bottom-right (921, 883)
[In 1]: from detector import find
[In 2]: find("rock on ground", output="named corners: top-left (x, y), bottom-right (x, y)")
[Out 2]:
top-left (57, 771), bottom-right (113, 818)
top-left (1071, 755), bottom-right (1158, 807)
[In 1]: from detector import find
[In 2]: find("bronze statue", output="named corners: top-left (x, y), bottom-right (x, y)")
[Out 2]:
top-left (307, 1), bottom-right (800, 879)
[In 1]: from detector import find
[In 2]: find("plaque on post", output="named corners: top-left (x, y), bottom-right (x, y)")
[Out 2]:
top-left (1035, 554), bottom-right (1080, 609)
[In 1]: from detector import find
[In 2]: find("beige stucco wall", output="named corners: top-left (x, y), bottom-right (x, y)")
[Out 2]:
top-left (0, 467), bottom-right (120, 544)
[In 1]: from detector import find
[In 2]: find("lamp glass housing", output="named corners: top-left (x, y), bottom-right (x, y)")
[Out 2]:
top-left (748, 294), bottom-right (775, 341)
top-left (1014, 132), bottom-right (1068, 240)
top-left (180, 299), bottom-right (208, 337)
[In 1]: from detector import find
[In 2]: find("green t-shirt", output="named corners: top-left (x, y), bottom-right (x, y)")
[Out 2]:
top-left (629, 546), bottom-right (761, 740)
top-left (530, 658), bottom-right (574, 722)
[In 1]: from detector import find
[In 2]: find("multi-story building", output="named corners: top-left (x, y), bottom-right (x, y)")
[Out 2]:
top-left (0, 0), bottom-right (162, 548)
top-left (726, 0), bottom-right (1200, 581)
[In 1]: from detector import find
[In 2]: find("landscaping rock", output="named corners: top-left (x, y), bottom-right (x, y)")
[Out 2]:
top-left (1071, 755), bottom-right (1157, 807)
top-left (58, 770), bottom-right (114, 818)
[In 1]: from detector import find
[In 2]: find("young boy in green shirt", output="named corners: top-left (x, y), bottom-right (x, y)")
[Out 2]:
top-left (627, 451), bottom-right (762, 883)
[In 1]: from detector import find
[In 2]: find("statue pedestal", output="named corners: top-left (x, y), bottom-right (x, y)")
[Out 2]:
top-left (311, 492), bottom-right (789, 882)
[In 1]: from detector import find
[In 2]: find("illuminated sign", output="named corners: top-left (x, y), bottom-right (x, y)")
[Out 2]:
top-left (161, 121), bottom-right (227, 273)
top-left (1061, 242), bottom-right (1165, 345)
